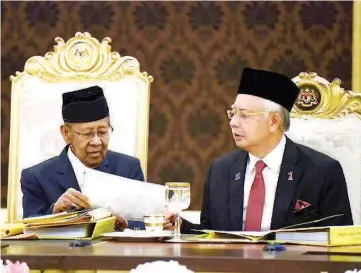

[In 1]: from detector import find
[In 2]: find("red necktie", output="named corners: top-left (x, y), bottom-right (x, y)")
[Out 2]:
top-left (245, 160), bottom-right (267, 231)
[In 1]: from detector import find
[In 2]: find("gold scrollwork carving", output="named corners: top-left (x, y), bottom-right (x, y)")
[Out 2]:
top-left (291, 72), bottom-right (361, 119)
top-left (10, 32), bottom-right (153, 83)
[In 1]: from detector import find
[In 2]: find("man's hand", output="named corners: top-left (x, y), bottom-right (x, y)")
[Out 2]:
top-left (53, 188), bottom-right (91, 214)
top-left (114, 216), bottom-right (128, 231)
top-left (164, 212), bottom-right (181, 230)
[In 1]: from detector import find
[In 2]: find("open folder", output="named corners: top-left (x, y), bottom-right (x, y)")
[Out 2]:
top-left (191, 215), bottom-right (361, 246)
top-left (193, 225), bottom-right (361, 246)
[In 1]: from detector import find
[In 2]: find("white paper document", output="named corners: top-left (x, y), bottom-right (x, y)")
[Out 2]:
top-left (82, 169), bottom-right (166, 221)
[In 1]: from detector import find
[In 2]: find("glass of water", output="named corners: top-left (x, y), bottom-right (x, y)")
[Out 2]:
top-left (165, 182), bottom-right (191, 240)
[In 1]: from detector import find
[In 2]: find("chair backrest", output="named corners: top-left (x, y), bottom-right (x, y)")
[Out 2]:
top-left (287, 72), bottom-right (361, 224)
top-left (7, 32), bottom-right (153, 222)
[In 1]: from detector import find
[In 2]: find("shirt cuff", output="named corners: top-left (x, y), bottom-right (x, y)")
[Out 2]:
top-left (50, 203), bottom-right (56, 214)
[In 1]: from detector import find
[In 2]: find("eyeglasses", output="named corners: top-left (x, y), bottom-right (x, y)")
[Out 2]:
top-left (67, 125), bottom-right (114, 141)
top-left (226, 109), bottom-right (269, 120)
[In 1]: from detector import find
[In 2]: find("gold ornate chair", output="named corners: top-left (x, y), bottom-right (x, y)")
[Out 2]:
top-left (287, 72), bottom-right (361, 225)
top-left (7, 32), bottom-right (153, 222)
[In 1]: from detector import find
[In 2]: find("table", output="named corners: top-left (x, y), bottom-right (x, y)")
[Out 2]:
top-left (1, 240), bottom-right (361, 273)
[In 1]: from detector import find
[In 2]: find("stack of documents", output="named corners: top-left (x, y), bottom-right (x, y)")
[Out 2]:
top-left (3, 208), bottom-right (115, 240)
top-left (274, 225), bottom-right (361, 246)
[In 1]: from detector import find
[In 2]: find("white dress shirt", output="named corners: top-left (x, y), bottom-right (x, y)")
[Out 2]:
top-left (242, 135), bottom-right (286, 231)
top-left (67, 147), bottom-right (87, 192)
top-left (68, 148), bottom-right (127, 227)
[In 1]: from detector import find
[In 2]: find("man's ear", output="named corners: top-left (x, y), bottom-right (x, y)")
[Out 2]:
top-left (60, 124), bottom-right (71, 145)
top-left (269, 112), bottom-right (282, 132)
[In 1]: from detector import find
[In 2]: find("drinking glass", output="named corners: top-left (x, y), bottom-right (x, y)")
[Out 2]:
top-left (165, 182), bottom-right (191, 240)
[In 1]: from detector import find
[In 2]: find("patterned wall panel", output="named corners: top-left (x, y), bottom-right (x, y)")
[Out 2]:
top-left (1, 1), bottom-right (353, 209)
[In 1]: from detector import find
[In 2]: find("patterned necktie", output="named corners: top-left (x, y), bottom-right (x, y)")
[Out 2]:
top-left (245, 160), bottom-right (267, 231)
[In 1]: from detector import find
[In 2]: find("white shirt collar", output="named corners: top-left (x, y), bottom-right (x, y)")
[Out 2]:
top-left (67, 146), bottom-right (87, 189)
top-left (248, 135), bottom-right (286, 173)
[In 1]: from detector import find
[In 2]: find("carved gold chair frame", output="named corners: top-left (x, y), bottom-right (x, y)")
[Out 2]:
top-left (291, 72), bottom-right (361, 119)
top-left (290, 72), bottom-right (361, 225)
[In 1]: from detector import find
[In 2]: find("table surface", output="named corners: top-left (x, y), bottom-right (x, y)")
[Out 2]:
top-left (1, 240), bottom-right (361, 272)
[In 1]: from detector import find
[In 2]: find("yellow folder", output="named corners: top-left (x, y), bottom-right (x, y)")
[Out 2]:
top-left (0, 223), bottom-right (26, 237)
top-left (22, 216), bottom-right (116, 240)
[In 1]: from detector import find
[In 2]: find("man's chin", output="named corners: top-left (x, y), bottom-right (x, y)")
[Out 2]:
top-left (86, 157), bottom-right (104, 169)
top-left (234, 139), bottom-right (248, 149)
top-left (87, 162), bottom-right (102, 169)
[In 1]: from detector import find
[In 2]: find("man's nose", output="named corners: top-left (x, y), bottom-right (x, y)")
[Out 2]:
top-left (90, 134), bottom-right (102, 145)
top-left (229, 116), bottom-right (238, 128)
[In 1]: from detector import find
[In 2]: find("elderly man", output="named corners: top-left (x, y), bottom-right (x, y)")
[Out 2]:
top-left (171, 68), bottom-right (353, 232)
top-left (21, 86), bottom-right (145, 230)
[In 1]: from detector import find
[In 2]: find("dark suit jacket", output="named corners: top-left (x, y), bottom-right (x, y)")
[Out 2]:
top-left (21, 146), bottom-right (145, 230)
top-left (182, 138), bottom-right (353, 233)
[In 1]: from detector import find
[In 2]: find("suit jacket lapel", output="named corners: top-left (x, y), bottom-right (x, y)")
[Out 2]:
top-left (55, 147), bottom-right (110, 193)
top-left (55, 146), bottom-right (81, 192)
top-left (229, 150), bottom-right (248, 230)
top-left (271, 138), bottom-right (305, 230)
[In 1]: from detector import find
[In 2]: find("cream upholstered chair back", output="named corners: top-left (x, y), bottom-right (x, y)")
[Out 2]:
top-left (287, 72), bottom-right (361, 224)
top-left (7, 32), bottom-right (153, 222)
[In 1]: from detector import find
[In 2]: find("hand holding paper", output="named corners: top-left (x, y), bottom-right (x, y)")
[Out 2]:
top-left (82, 168), bottom-right (166, 221)
top-left (53, 188), bottom-right (91, 213)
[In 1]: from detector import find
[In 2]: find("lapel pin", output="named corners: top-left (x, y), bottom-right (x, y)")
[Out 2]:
top-left (288, 171), bottom-right (294, 181)
top-left (235, 173), bottom-right (241, 181)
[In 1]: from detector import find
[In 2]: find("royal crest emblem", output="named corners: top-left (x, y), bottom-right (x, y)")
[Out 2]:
top-left (295, 85), bottom-right (321, 111)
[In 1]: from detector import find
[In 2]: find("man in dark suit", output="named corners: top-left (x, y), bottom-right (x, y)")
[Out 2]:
top-left (169, 68), bottom-right (353, 232)
top-left (21, 86), bottom-right (145, 230)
